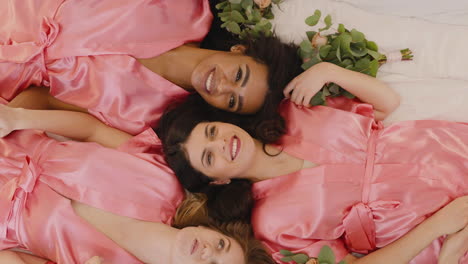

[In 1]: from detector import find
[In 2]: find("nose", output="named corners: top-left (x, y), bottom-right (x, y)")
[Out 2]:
top-left (200, 243), bottom-right (213, 260)
top-left (217, 75), bottom-right (236, 95)
top-left (210, 136), bottom-right (227, 151)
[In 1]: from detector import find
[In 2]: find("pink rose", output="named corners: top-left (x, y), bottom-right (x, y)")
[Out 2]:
top-left (254, 0), bottom-right (272, 9)
top-left (311, 33), bottom-right (328, 48)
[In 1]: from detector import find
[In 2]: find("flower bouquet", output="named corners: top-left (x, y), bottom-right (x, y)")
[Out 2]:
top-left (215, 0), bottom-right (281, 39)
top-left (299, 10), bottom-right (413, 105)
top-left (280, 246), bottom-right (346, 264)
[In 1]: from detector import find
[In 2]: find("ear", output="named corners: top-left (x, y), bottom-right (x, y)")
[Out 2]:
top-left (209, 179), bottom-right (231, 185)
top-left (230, 44), bottom-right (247, 54)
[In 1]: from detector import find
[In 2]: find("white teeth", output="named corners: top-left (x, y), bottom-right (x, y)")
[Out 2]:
top-left (231, 138), bottom-right (238, 160)
top-left (205, 71), bottom-right (214, 92)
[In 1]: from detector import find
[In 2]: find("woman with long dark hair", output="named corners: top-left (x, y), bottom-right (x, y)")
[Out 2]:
top-left (0, 0), bottom-right (302, 135)
top-left (158, 64), bottom-right (468, 263)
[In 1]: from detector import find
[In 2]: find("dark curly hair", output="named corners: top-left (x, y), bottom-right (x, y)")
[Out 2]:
top-left (156, 94), bottom-right (285, 222)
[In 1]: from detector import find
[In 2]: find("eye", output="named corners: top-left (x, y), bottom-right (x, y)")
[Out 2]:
top-left (228, 94), bottom-right (236, 109)
top-left (217, 239), bottom-right (225, 250)
top-left (209, 126), bottom-right (216, 138)
top-left (206, 152), bottom-right (213, 166)
top-left (235, 67), bottom-right (243, 82)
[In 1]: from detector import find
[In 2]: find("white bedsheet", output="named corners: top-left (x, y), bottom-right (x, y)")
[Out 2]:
top-left (272, 0), bottom-right (468, 125)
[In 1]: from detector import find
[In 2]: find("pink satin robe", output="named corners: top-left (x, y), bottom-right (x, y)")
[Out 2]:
top-left (0, 0), bottom-right (212, 134)
top-left (252, 98), bottom-right (468, 264)
top-left (0, 128), bottom-right (184, 263)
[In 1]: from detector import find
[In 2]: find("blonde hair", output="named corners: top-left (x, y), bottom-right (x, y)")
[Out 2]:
top-left (172, 191), bottom-right (209, 228)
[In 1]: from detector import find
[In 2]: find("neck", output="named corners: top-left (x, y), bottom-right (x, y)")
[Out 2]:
top-left (137, 44), bottom-right (221, 91)
top-left (245, 141), bottom-right (304, 182)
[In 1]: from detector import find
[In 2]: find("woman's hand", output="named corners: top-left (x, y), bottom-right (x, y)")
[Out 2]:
top-left (283, 62), bottom-right (331, 107)
top-left (438, 225), bottom-right (468, 264)
top-left (429, 196), bottom-right (468, 236)
top-left (0, 104), bottom-right (21, 137)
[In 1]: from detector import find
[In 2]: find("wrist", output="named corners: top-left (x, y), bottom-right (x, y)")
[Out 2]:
top-left (11, 107), bottom-right (28, 130)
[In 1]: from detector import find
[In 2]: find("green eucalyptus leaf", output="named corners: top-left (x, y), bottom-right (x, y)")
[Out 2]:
top-left (279, 249), bottom-right (294, 257)
top-left (350, 29), bottom-right (365, 42)
top-left (336, 44), bottom-right (342, 62)
top-left (328, 83), bottom-right (340, 94)
top-left (322, 86), bottom-right (331, 97)
top-left (272, 0), bottom-right (282, 4)
top-left (280, 256), bottom-right (293, 262)
top-left (241, 0), bottom-right (253, 9)
top-left (252, 8), bottom-right (262, 22)
top-left (366, 40), bottom-right (379, 51)
top-left (305, 10), bottom-right (321, 26)
top-left (355, 57), bottom-right (371, 71)
top-left (306, 31), bottom-right (317, 41)
top-left (338, 23), bottom-right (346, 33)
top-left (340, 58), bottom-right (353, 67)
top-left (215, 1), bottom-right (229, 9)
top-left (338, 260), bottom-right (348, 264)
top-left (230, 10), bottom-right (245, 23)
top-left (318, 245), bottom-right (336, 264)
top-left (220, 16), bottom-right (229, 22)
top-left (229, 0), bottom-right (242, 3)
top-left (226, 21), bottom-right (241, 34)
top-left (319, 45), bottom-right (332, 58)
top-left (218, 12), bottom-right (231, 18)
top-left (369, 59), bottom-right (379, 77)
top-left (300, 39), bottom-right (313, 53)
top-left (310, 91), bottom-right (325, 105)
top-left (292, 253), bottom-right (310, 264)
top-left (301, 54), bottom-right (321, 70)
top-left (350, 42), bottom-right (368, 57)
top-left (230, 3), bottom-right (242, 11)
top-left (343, 89), bottom-right (355, 98)
top-left (220, 21), bottom-right (228, 28)
top-left (265, 30), bottom-right (273, 37)
top-left (367, 49), bottom-right (383, 60)
top-left (264, 10), bottom-right (274, 19)
top-left (320, 14), bottom-right (332, 31)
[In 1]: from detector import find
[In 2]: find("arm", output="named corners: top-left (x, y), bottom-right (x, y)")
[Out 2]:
top-left (345, 196), bottom-right (468, 264)
top-left (284, 62), bottom-right (400, 121)
top-left (0, 250), bottom-right (50, 264)
top-left (0, 104), bottom-right (132, 149)
top-left (8, 86), bottom-right (87, 112)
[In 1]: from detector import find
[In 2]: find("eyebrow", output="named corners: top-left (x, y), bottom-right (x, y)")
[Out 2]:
top-left (241, 64), bottom-right (250, 87)
top-left (234, 65), bottom-right (249, 113)
top-left (201, 125), bottom-right (208, 167)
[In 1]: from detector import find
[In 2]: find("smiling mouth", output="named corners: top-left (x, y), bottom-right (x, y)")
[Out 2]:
top-left (190, 239), bottom-right (199, 255)
top-left (230, 135), bottom-right (240, 161)
top-left (205, 69), bottom-right (215, 94)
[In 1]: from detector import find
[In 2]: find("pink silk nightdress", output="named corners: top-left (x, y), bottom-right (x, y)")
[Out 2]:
top-left (252, 98), bottom-right (468, 264)
top-left (0, 128), bottom-right (184, 263)
top-left (0, 0), bottom-right (212, 134)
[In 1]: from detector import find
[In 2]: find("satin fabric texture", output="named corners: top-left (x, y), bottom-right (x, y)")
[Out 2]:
top-left (0, 0), bottom-right (213, 134)
top-left (252, 97), bottom-right (468, 264)
top-left (0, 126), bottom-right (183, 263)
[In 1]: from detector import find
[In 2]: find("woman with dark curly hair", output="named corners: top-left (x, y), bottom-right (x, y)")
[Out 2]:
top-left (0, 0), bottom-right (302, 135)
top-left (157, 65), bottom-right (467, 264)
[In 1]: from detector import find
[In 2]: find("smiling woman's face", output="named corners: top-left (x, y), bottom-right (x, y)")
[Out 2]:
top-left (191, 51), bottom-right (269, 114)
top-left (184, 122), bottom-right (257, 184)
top-left (172, 226), bottom-right (245, 264)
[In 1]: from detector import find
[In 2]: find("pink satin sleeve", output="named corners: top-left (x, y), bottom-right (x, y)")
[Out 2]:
top-left (47, 55), bottom-right (189, 135)
top-left (325, 96), bottom-right (375, 119)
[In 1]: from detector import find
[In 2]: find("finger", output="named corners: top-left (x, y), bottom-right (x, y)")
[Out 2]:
top-left (303, 91), bottom-right (316, 107)
top-left (284, 78), bottom-right (299, 98)
top-left (290, 85), bottom-right (302, 104)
